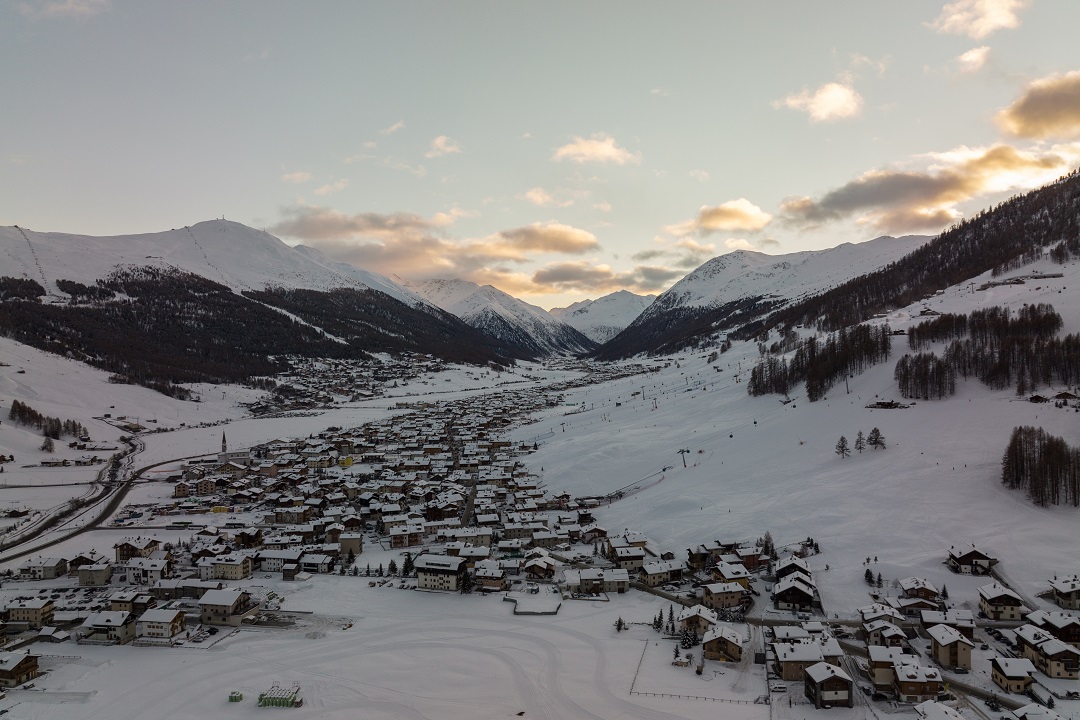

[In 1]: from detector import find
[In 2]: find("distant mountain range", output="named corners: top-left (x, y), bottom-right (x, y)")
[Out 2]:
top-left (401, 277), bottom-right (597, 356)
top-left (4, 168), bottom-right (1079, 392)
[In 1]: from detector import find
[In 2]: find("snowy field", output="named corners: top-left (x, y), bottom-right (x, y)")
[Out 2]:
top-left (1, 259), bottom-right (1080, 718)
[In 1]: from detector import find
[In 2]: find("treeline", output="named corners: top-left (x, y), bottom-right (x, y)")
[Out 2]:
top-left (894, 353), bottom-right (956, 400)
top-left (1001, 426), bottom-right (1080, 507)
top-left (9, 399), bottom-right (87, 439)
top-left (56, 278), bottom-right (115, 301)
top-left (747, 323), bottom-right (892, 401)
top-left (0, 277), bottom-right (46, 301)
top-left (895, 304), bottom-right (1079, 396)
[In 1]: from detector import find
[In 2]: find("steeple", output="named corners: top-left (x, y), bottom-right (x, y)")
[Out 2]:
top-left (221, 431), bottom-right (227, 453)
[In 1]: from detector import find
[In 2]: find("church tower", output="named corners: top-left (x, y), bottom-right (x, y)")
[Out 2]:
top-left (221, 431), bottom-right (227, 453)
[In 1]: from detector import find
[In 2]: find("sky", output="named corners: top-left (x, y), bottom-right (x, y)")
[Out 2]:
top-left (3, 1), bottom-right (1080, 310)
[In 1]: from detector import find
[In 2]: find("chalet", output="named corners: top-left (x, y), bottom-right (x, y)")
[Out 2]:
top-left (415, 554), bottom-right (466, 591)
top-left (773, 640), bottom-right (824, 681)
top-left (0, 652), bottom-right (39, 688)
top-left (524, 555), bottom-right (557, 579)
top-left (199, 554), bottom-right (253, 581)
top-left (18, 557), bottom-right (68, 580)
top-left (78, 611), bottom-right (136, 645)
top-left (915, 701), bottom-right (966, 720)
top-left (126, 557), bottom-right (172, 585)
top-left (300, 554), bottom-right (335, 574)
top-left (702, 581), bottom-right (746, 610)
top-left (991, 657), bottom-right (1037, 694)
top-left (736, 546), bottom-right (763, 571)
top-left (641, 560), bottom-right (683, 587)
top-left (173, 481), bottom-right (190, 498)
top-left (946, 545), bottom-right (995, 575)
top-left (775, 555), bottom-right (812, 581)
top-left (1014, 624), bottom-right (1080, 680)
top-left (863, 619), bottom-right (906, 647)
top-left (109, 591), bottom-right (156, 615)
top-left (1049, 575), bottom-right (1080, 610)
top-left (257, 549), bottom-right (306, 573)
top-left (1012, 704), bottom-right (1067, 720)
top-left (976, 584), bottom-right (1022, 621)
top-left (199, 589), bottom-right (257, 626)
top-left (772, 574), bottom-right (816, 611)
top-left (613, 546), bottom-right (647, 571)
top-left (114, 538), bottom-right (160, 564)
top-left (702, 625), bottom-right (744, 662)
top-left (898, 577), bottom-right (939, 602)
top-left (136, 608), bottom-right (186, 643)
top-left (892, 661), bottom-right (943, 703)
top-left (867, 646), bottom-right (908, 688)
top-left (804, 662), bottom-right (854, 709)
top-left (677, 605), bottom-right (718, 635)
top-left (711, 560), bottom-right (750, 588)
top-left (78, 563), bottom-right (112, 587)
top-left (927, 624), bottom-right (974, 670)
top-left (389, 523), bottom-right (425, 548)
top-left (474, 560), bottom-right (508, 592)
top-left (919, 609), bottom-right (975, 639)
top-left (774, 626), bottom-right (811, 642)
top-left (861, 603), bottom-right (904, 625)
top-left (233, 527), bottom-right (264, 549)
top-left (6, 598), bottom-right (54, 629)
top-left (338, 533), bottom-right (364, 557)
top-left (1026, 610), bottom-right (1080, 649)
top-left (564, 568), bottom-right (629, 594)
top-left (886, 595), bottom-right (940, 617)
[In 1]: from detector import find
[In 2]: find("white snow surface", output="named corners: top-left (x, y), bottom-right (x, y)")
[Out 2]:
top-left (550, 290), bottom-right (657, 343)
top-left (4, 254), bottom-right (1080, 719)
top-left (640, 234), bottom-right (930, 320)
top-left (0, 219), bottom-right (429, 307)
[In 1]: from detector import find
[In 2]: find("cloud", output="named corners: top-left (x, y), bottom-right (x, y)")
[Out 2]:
top-left (313, 178), bottom-right (349, 196)
top-left (18, 0), bottom-right (109, 18)
top-left (780, 143), bottom-right (1076, 233)
top-left (382, 157), bottom-right (428, 177)
top-left (957, 46), bottom-right (991, 73)
top-left (523, 187), bottom-right (574, 208)
top-left (928, 0), bottom-right (1030, 39)
top-left (280, 171), bottom-right (312, 184)
top-left (667, 198), bottom-right (773, 237)
top-left (593, 201), bottom-right (612, 212)
top-left (650, 87), bottom-right (669, 97)
top-left (996, 71), bottom-right (1080, 140)
top-left (425, 135), bottom-right (462, 158)
top-left (689, 169), bottom-right (710, 182)
top-left (528, 261), bottom-right (683, 295)
top-left (380, 120), bottom-right (405, 135)
top-left (552, 133), bottom-right (641, 165)
top-left (270, 205), bottom-right (600, 286)
top-left (776, 77), bottom-right (863, 122)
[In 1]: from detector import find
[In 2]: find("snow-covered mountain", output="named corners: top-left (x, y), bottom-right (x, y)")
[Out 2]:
top-left (0, 219), bottom-right (429, 308)
top-left (549, 290), bottom-right (655, 344)
top-left (596, 235), bottom-right (930, 358)
top-left (401, 278), bottom-right (597, 357)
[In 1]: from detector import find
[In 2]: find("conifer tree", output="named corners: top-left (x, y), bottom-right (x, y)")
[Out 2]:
top-left (836, 435), bottom-right (850, 459)
top-left (854, 431), bottom-right (866, 454)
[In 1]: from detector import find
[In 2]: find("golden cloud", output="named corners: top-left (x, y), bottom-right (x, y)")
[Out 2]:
top-left (552, 133), bottom-right (641, 165)
top-left (957, 46), bottom-right (990, 73)
top-left (776, 79), bottom-right (863, 122)
top-left (996, 71), bottom-right (1080, 140)
top-left (927, 0), bottom-right (1029, 40)
top-left (781, 143), bottom-right (1074, 233)
top-left (666, 198), bottom-right (773, 237)
top-left (425, 135), bottom-right (462, 158)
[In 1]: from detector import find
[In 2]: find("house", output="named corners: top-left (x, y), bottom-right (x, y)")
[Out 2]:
top-left (886, 595), bottom-right (940, 617)
top-left (703, 625), bottom-right (744, 662)
top-left (892, 661), bottom-right (943, 703)
top-left (338, 533), bottom-right (364, 557)
top-left (946, 545), bottom-right (995, 575)
top-left (474, 560), bottom-right (508, 592)
top-left (775, 555), bottom-right (812, 581)
top-left (677, 605), bottom-right (718, 635)
top-left (927, 623), bottom-right (974, 670)
top-left (863, 619), bottom-right (906, 647)
top-left (920, 609), bottom-right (975, 639)
top-left (1012, 703), bottom-right (1067, 720)
top-left (898, 577), bottom-right (939, 602)
top-left (772, 574), bottom-right (816, 611)
top-left (78, 611), bottom-right (136, 645)
top-left (1049, 575), bottom-right (1080, 610)
top-left (257, 548), bottom-right (306, 573)
top-left (126, 557), bottom-right (172, 585)
top-left (415, 554), bottom-right (466, 591)
top-left (867, 646), bottom-right (908, 688)
top-left (563, 568), bottom-right (629, 594)
top-left (300, 554), bottom-right (335, 574)
top-left (613, 546), bottom-right (646, 571)
top-left (136, 608), bottom-right (186, 643)
top-left (109, 591), bottom-right (156, 616)
top-left (915, 700), bottom-right (966, 720)
top-left (773, 640), bottom-right (824, 681)
top-left (199, 589), bottom-right (257, 626)
top-left (6, 598), bottom-right (54, 629)
top-left (78, 563), bottom-right (112, 587)
top-left (1026, 610), bottom-right (1080, 648)
top-left (1014, 624), bottom-right (1080, 679)
top-left (641, 560), bottom-right (683, 587)
top-left (0, 652), bottom-right (39, 687)
top-left (804, 662), bottom-right (854, 709)
top-left (702, 582), bottom-right (746, 610)
top-left (18, 557), bottom-right (68, 580)
top-left (711, 560), bottom-right (750, 588)
top-left (991, 657), bottom-right (1037, 694)
top-left (979, 582), bottom-right (1026, 620)
top-left (114, 538), bottom-right (159, 564)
